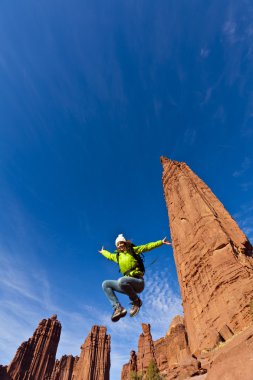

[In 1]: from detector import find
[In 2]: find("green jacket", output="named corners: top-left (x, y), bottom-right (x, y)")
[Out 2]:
top-left (101, 240), bottom-right (163, 277)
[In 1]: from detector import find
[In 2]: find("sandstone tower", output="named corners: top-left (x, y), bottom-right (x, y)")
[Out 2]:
top-left (7, 315), bottom-right (61, 380)
top-left (50, 326), bottom-right (110, 380)
top-left (72, 326), bottom-right (110, 380)
top-left (161, 157), bottom-right (253, 353)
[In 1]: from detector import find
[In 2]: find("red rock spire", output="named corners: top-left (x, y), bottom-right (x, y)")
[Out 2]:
top-left (7, 315), bottom-right (61, 380)
top-left (161, 157), bottom-right (253, 353)
top-left (72, 326), bottom-right (110, 380)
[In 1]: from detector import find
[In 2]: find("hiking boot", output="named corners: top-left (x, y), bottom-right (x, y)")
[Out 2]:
top-left (130, 297), bottom-right (142, 317)
top-left (111, 306), bottom-right (127, 322)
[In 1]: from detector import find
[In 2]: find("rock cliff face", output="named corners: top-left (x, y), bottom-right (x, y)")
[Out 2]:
top-left (121, 351), bottom-right (137, 380)
top-left (204, 324), bottom-right (253, 380)
top-left (161, 157), bottom-right (253, 353)
top-left (7, 314), bottom-right (61, 380)
top-left (50, 355), bottom-right (77, 380)
top-left (2, 319), bottom-right (110, 380)
top-left (136, 324), bottom-right (156, 374)
top-left (121, 323), bottom-right (154, 380)
top-left (72, 326), bottom-right (110, 380)
top-left (0, 365), bottom-right (11, 380)
top-left (50, 326), bottom-right (110, 380)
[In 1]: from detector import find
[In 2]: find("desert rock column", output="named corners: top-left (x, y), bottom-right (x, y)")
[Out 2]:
top-left (72, 326), bottom-right (110, 380)
top-left (7, 314), bottom-right (61, 380)
top-left (161, 157), bottom-right (253, 353)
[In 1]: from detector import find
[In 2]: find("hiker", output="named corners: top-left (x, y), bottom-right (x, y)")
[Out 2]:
top-left (99, 234), bottom-right (171, 322)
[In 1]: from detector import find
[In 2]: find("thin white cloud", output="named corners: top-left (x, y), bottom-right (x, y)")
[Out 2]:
top-left (200, 48), bottom-right (210, 59)
top-left (183, 129), bottom-right (197, 146)
top-left (233, 202), bottom-right (253, 243)
top-left (223, 21), bottom-right (237, 37)
top-left (240, 182), bottom-right (252, 192)
top-left (0, 249), bottom-right (55, 363)
top-left (233, 157), bottom-right (251, 177)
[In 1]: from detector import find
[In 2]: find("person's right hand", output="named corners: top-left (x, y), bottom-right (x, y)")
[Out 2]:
top-left (98, 246), bottom-right (104, 254)
top-left (162, 237), bottom-right (172, 245)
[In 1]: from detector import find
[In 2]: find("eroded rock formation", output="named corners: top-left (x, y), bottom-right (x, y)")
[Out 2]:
top-left (121, 318), bottom-right (204, 380)
top-left (50, 355), bottom-right (77, 380)
top-left (7, 314), bottom-right (61, 380)
top-left (121, 351), bottom-right (137, 380)
top-left (204, 324), bottom-right (253, 380)
top-left (161, 157), bottom-right (253, 353)
top-left (2, 319), bottom-right (110, 380)
top-left (32, 324), bottom-right (110, 380)
top-left (72, 326), bottom-right (110, 380)
top-left (136, 324), bottom-right (156, 374)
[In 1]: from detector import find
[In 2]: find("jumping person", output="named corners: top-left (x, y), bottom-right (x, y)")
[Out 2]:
top-left (99, 234), bottom-right (171, 322)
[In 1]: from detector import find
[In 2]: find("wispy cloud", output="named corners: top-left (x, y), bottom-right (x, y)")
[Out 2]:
top-left (233, 201), bottom-right (253, 243)
top-left (199, 74), bottom-right (224, 106)
top-left (200, 48), bottom-right (210, 59)
top-left (223, 20), bottom-right (238, 43)
top-left (240, 182), bottom-right (252, 192)
top-left (183, 129), bottom-right (197, 146)
top-left (0, 247), bottom-right (91, 363)
top-left (0, 248), bottom-right (54, 363)
top-left (233, 157), bottom-right (251, 177)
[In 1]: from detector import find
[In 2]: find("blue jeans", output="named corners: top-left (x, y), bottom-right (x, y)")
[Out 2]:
top-left (102, 276), bottom-right (145, 309)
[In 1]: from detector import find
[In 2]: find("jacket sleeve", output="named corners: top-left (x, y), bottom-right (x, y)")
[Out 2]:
top-left (134, 240), bottom-right (163, 254)
top-left (101, 249), bottom-right (118, 263)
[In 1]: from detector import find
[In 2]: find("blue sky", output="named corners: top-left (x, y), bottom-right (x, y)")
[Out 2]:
top-left (0, 1), bottom-right (253, 379)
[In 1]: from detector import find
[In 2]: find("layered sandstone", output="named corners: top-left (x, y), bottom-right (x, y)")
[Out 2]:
top-left (2, 318), bottom-right (110, 380)
top-left (161, 157), bottom-right (253, 353)
top-left (121, 351), bottom-right (137, 380)
top-left (72, 326), bottom-right (110, 380)
top-left (121, 323), bottom-right (156, 379)
top-left (121, 323), bottom-right (156, 380)
top-left (136, 324), bottom-right (156, 374)
top-left (122, 318), bottom-right (203, 380)
top-left (155, 316), bottom-right (192, 369)
top-left (204, 324), bottom-right (253, 380)
top-left (7, 314), bottom-right (61, 380)
top-left (50, 355), bottom-right (78, 380)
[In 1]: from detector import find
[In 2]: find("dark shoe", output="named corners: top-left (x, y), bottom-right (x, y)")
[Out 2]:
top-left (130, 297), bottom-right (142, 317)
top-left (111, 306), bottom-right (127, 322)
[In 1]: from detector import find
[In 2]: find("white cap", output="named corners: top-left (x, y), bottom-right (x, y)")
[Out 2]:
top-left (115, 233), bottom-right (126, 247)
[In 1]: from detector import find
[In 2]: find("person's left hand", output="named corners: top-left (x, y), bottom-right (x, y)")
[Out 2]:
top-left (162, 237), bottom-right (172, 245)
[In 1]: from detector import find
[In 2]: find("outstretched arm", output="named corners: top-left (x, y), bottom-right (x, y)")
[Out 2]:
top-left (98, 247), bottom-right (118, 263)
top-left (135, 237), bottom-right (172, 254)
